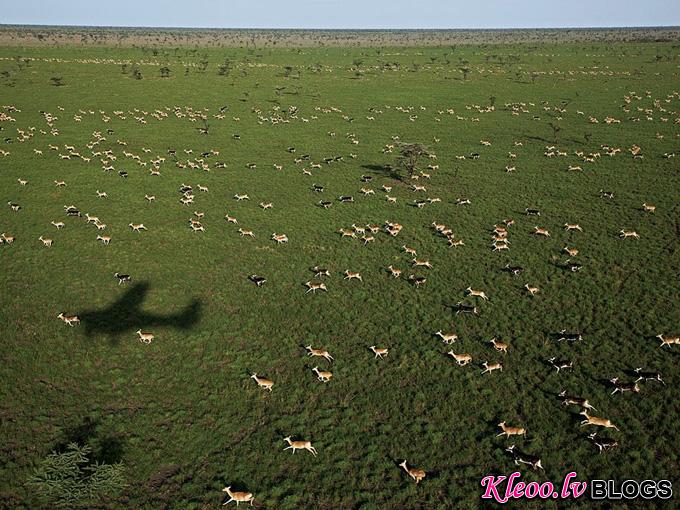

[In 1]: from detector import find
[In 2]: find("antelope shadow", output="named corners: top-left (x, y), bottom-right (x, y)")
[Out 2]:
top-left (77, 282), bottom-right (201, 342)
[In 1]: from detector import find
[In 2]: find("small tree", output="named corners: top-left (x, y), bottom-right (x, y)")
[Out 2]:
top-left (395, 142), bottom-right (430, 180)
top-left (50, 76), bottom-right (63, 86)
top-left (29, 443), bottom-right (125, 508)
top-left (159, 66), bottom-right (171, 78)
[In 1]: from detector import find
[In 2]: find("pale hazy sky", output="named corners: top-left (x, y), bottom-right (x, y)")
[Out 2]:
top-left (3, 0), bottom-right (680, 29)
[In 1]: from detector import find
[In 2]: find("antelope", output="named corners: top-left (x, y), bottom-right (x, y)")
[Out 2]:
top-left (238, 228), bottom-right (255, 238)
top-left (658, 334), bottom-right (680, 348)
top-left (448, 238), bottom-right (465, 247)
top-left (497, 422), bottom-right (526, 438)
top-left (408, 275), bottom-right (427, 287)
top-left (610, 377), bottom-right (640, 395)
top-left (412, 184), bottom-right (427, 192)
top-left (271, 233), bottom-right (288, 244)
top-left (97, 235), bottom-right (111, 245)
top-left (466, 287), bottom-right (489, 300)
top-left (481, 362), bottom-right (503, 374)
top-left (306, 345), bottom-right (333, 362)
top-left (17, 178), bottom-right (28, 186)
top-left (51, 221), bottom-right (65, 229)
top-left (399, 460), bottom-right (426, 484)
top-left (506, 445), bottom-right (543, 470)
top-left (197, 184), bottom-right (209, 193)
top-left (351, 224), bottom-right (366, 235)
top-left (559, 391), bottom-right (596, 411)
top-left (144, 194), bottom-right (155, 202)
top-left (283, 436), bottom-right (317, 456)
top-left (402, 245), bottom-right (417, 256)
top-left (135, 330), bottom-right (154, 344)
top-left (412, 258), bottom-right (432, 269)
top-left (564, 223), bottom-right (583, 232)
top-left (94, 222), bottom-right (106, 231)
top-left (555, 330), bottom-right (582, 342)
top-left (234, 194), bottom-right (250, 201)
top-left (311, 266), bottom-right (330, 278)
top-left (563, 246), bottom-right (579, 257)
top-left (503, 264), bottom-right (523, 276)
top-left (567, 165), bottom-right (582, 171)
top-left (361, 235), bottom-right (374, 245)
top-left (273, 164), bottom-right (283, 171)
top-left (532, 226), bottom-right (550, 237)
top-left (225, 215), bottom-right (238, 224)
top-left (312, 366), bottom-right (332, 382)
top-left (344, 270), bottom-right (362, 281)
top-left (489, 338), bottom-right (508, 354)
top-left (114, 272), bottom-right (131, 284)
top-left (222, 486), bottom-right (254, 506)
top-left (524, 284), bottom-right (540, 296)
top-left (38, 236), bottom-right (53, 247)
top-left (600, 190), bottom-right (614, 199)
top-left (436, 331), bottom-right (458, 345)
top-left (524, 208), bottom-right (540, 216)
top-left (249, 275), bottom-right (266, 287)
top-left (370, 346), bottom-right (389, 359)
top-left (633, 368), bottom-right (665, 385)
top-left (57, 312), bottom-right (80, 326)
top-left (447, 351), bottom-right (472, 366)
top-left (129, 223), bottom-right (147, 232)
top-left (492, 241), bottom-right (509, 251)
top-left (96, 190), bottom-right (108, 198)
top-left (619, 229), bottom-right (639, 239)
top-left (305, 281), bottom-right (327, 293)
top-left (386, 265), bottom-right (402, 278)
top-left (580, 411), bottom-right (619, 431)
top-left (588, 432), bottom-right (619, 454)
top-left (250, 373), bottom-right (274, 392)
top-left (8, 202), bottom-right (21, 212)
top-left (386, 195), bottom-right (397, 203)
top-left (382, 184), bottom-right (392, 192)
top-left (339, 228), bottom-right (356, 238)
top-left (360, 188), bottom-right (375, 196)
top-left (85, 213), bottom-right (100, 224)
top-left (642, 203), bottom-right (656, 213)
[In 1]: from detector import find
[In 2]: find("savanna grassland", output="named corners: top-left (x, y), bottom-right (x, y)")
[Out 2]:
top-left (1, 30), bottom-right (679, 509)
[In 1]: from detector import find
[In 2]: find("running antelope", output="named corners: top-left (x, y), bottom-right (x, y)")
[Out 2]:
top-left (525, 284), bottom-right (540, 296)
top-left (399, 460), bottom-right (426, 484)
top-left (339, 228), bottom-right (356, 238)
top-left (129, 223), bottom-right (147, 232)
top-left (563, 246), bottom-right (579, 257)
top-left (506, 445), bottom-right (543, 470)
top-left (305, 345), bottom-right (333, 362)
top-left (250, 373), bottom-right (274, 392)
top-left (238, 228), bottom-right (255, 238)
top-left (402, 245), bottom-right (417, 256)
top-left (588, 432), bottom-right (619, 454)
top-left (466, 287), bottom-right (489, 300)
top-left (447, 351), bottom-right (472, 366)
top-left (497, 422), bottom-right (526, 438)
top-left (344, 270), bottom-right (362, 281)
top-left (610, 377), bottom-right (640, 395)
top-left (271, 233), bottom-right (288, 244)
top-left (136, 330), bottom-right (154, 344)
top-left (619, 229), bottom-right (639, 239)
top-left (305, 281), bottom-right (327, 293)
top-left (38, 236), bottom-right (53, 247)
top-left (489, 338), bottom-right (509, 354)
top-left (436, 331), bottom-right (458, 345)
top-left (234, 194), bottom-right (250, 201)
top-left (51, 221), bottom-right (65, 229)
top-left (97, 235), bottom-right (111, 245)
top-left (642, 203), bottom-right (656, 213)
top-left (564, 223), bottom-right (583, 232)
top-left (144, 194), bottom-right (155, 202)
top-left (580, 411), bottom-right (619, 431)
top-left (17, 178), bottom-right (28, 186)
top-left (533, 226), bottom-right (550, 237)
top-left (312, 366), bottom-right (332, 382)
top-left (225, 215), bottom-right (238, 224)
top-left (283, 437), bottom-right (317, 456)
top-left (412, 258), bottom-right (432, 269)
top-left (481, 362), bottom-right (503, 374)
top-left (387, 265), bottom-right (402, 278)
top-left (658, 334), bottom-right (680, 348)
top-left (85, 213), bottom-right (99, 224)
top-left (222, 486), bottom-right (254, 506)
top-left (559, 391), bottom-right (596, 411)
top-left (96, 190), bottom-right (108, 198)
top-left (57, 312), bottom-right (80, 326)
top-left (260, 202), bottom-right (273, 210)
top-left (370, 346), bottom-right (389, 358)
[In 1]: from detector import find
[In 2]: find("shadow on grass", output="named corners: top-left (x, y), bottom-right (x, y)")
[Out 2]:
top-left (78, 282), bottom-right (201, 343)
top-left (55, 416), bottom-right (125, 464)
top-left (361, 164), bottom-right (402, 181)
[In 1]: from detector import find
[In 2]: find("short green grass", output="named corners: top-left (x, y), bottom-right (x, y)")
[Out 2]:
top-left (1, 40), bottom-right (679, 509)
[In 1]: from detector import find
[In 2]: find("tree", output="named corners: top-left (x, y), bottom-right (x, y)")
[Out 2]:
top-left (29, 443), bottom-right (125, 508)
top-left (395, 142), bottom-right (430, 180)
top-left (50, 76), bottom-right (63, 86)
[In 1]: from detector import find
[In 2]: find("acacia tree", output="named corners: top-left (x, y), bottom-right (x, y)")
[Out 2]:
top-left (395, 142), bottom-right (430, 180)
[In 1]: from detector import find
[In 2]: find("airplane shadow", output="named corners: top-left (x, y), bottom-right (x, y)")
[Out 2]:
top-left (78, 282), bottom-right (201, 343)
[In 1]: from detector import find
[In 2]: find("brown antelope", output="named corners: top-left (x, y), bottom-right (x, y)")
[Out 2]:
top-left (344, 270), bottom-right (362, 281)
top-left (563, 246), bottom-right (579, 257)
top-left (238, 228), bottom-right (255, 238)
top-left (1, 233), bottom-right (15, 244)
top-left (412, 258), bottom-right (432, 269)
top-left (525, 284), bottom-right (540, 296)
top-left (559, 391), bottom-right (597, 411)
top-left (642, 203), bottom-right (656, 213)
top-left (399, 460), bottom-right (426, 484)
top-left (351, 224), bottom-right (366, 235)
top-left (481, 362), bottom-right (503, 374)
top-left (312, 366), bottom-right (332, 382)
top-left (564, 223), bottom-right (583, 232)
top-left (305, 281), bottom-right (327, 293)
top-left (493, 241), bottom-right (509, 251)
top-left (305, 345), bottom-right (333, 362)
top-left (436, 331), bottom-right (458, 345)
top-left (339, 228), bottom-right (356, 238)
top-left (271, 233), bottom-right (288, 244)
top-left (387, 265), bottom-right (402, 278)
top-left (533, 226), bottom-right (550, 237)
top-left (658, 334), bottom-right (680, 348)
top-left (283, 436), bottom-right (317, 456)
top-left (370, 346), bottom-right (389, 359)
top-left (497, 422), bottom-right (526, 438)
top-left (489, 338), bottom-right (509, 354)
top-left (129, 223), bottom-right (147, 232)
top-left (97, 235), bottom-right (111, 245)
top-left (38, 236), bottom-right (53, 247)
top-left (619, 229), bottom-right (639, 239)
top-left (402, 245), bottom-right (417, 256)
top-left (136, 329), bottom-right (154, 344)
top-left (361, 235), bottom-right (375, 245)
top-left (447, 351), bottom-right (472, 366)
top-left (57, 312), bottom-right (80, 326)
top-left (448, 238), bottom-right (465, 247)
top-left (250, 373), bottom-right (274, 392)
top-left (225, 215), bottom-right (238, 224)
top-left (222, 486), bottom-right (254, 506)
top-left (85, 213), bottom-right (100, 224)
top-left (466, 287), bottom-right (489, 300)
top-left (580, 411), bottom-right (619, 431)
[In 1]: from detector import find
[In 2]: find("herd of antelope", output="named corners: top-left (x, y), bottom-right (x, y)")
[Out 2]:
top-left (1, 83), bottom-right (677, 505)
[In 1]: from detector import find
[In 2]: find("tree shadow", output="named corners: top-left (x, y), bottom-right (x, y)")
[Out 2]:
top-left (78, 282), bottom-right (201, 344)
top-left (55, 416), bottom-right (125, 464)
top-left (361, 164), bottom-right (402, 181)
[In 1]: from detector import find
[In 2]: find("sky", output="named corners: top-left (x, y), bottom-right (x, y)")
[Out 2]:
top-left (3, 0), bottom-right (680, 30)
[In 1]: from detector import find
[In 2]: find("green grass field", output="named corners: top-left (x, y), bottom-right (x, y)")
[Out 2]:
top-left (1, 39), bottom-right (679, 509)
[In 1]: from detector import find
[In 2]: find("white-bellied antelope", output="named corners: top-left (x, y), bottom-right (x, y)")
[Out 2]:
top-left (610, 377), bottom-right (640, 395)
top-left (136, 329), bottom-right (154, 344)
top-left (657, 334), bottom-right (680, 348)
top-left (506, 445), bottom-right (543, 470)
top-left (387, 265), bottom-right (402, 278)
top-left (222, 486), bottom-right (254, 506)
top-left (144, 194), bottom-right (155, 202)
top-left (402, 245), bottom-right (417, 256)
top-left (408, 275), bottom-right (427, 287)
top-left (563, 246), bottom-right (579, 257)
top-left (489, 338), bottom-right (508, 354)
top-left (559, 390), bottom-right (596, 410)
top-left (466, 287), bottom-right (489, 300)
top-left (447, 351), bottom-right (472, 365)
top-left (525, 284), bottom-right (539, 296)
top-left (312, 366), bottom-right (332, 382)
top-left (97, 235), bottom-right (111, 245)
top-left (532, 226), bottom-right (550, 237)
top-left (85, 213), bottom-right (99, 224)
top-left (497, 422), bottom-right (526, 438)
top-left (57, 312), bottom-right (80, 326)
top-left (114, 273), bottom-right (131, 285)
top-left (17, 178), bottom-right (28, 186)
top-left (564, 223), bottom-right (583, 232)
top-left (271, 233), bottom-right (288, 244)
top-left (619, 229), bottom-right (639, 239)
top-left (129, 223), bottom-right (147, 232)
top-left (234, 194), bottom-right (250, 201)
top-left (642, 203), bottom-right (656, 213)
top-left (225, 214), bottom-right (238, 224)
top-left (588, 432), bottom-right (619, 454)
top-left (8, 202), bottom-right (21, 212)
top-left (412, 258), bottom-right (432, 269)
top-left (305, 281), bottom-right (327, 293)
top-left (580, 411), bottom-right (619, 431)
top-left (370, 346), bottom-right (389, 358)
top-left (311, 266), bottom-right (330, 278)
top-left (399, 460), bottom-right (426, 484)
top-left (283, 436), bottom-right (317, 456)
top-left (38, 236), bottom-right (53, 247)
top-left (547, 357), bottom-right (572, 372)
top-left (51, 221), bottom-right (65, 229)
top-left (339, 228), bottom-right (356, 238)
top-left (344, 270), bottom-right (362, 281)
top-left (250, 373), bottom-right (273, 392)
top-left (481, 361), bottom-right (503, 374)
top-left (306, 346), bottom-right (333, 362)
top-left (436, 331), bottom-right (458, 345)
top-left (238, 228), bottom-right (255, 238)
